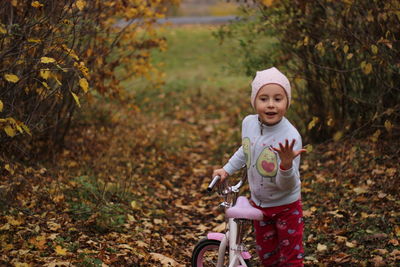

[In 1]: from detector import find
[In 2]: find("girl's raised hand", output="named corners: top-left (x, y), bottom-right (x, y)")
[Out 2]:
top-left (272, 139), bottom-right (306, 170)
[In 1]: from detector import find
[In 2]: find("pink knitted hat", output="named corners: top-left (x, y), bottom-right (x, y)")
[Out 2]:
top-left (250, 67), bottom-right (291, 109)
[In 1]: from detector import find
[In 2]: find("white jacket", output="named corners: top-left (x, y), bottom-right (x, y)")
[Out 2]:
top-left (223, 115), bottom-right (302, 207)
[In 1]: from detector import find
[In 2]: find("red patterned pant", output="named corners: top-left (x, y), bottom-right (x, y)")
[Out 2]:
top-left (252, 199), bottom-right (304, 266)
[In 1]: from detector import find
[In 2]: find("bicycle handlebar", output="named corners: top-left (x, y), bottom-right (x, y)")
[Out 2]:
top-left (207, 175), bottom-right (221, 191)
top-left (207, 173), bottom-right (245, 194)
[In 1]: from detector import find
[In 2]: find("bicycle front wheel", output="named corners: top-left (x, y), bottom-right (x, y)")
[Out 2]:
top-left (191, 238), bottom-right (252, 267)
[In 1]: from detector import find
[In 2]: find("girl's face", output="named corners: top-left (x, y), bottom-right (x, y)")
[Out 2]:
top-left (255, 83), bottom-right (288, 126)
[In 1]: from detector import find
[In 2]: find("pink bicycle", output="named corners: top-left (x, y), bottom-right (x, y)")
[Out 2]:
top-left (191, 174), bottom-right (264, 267)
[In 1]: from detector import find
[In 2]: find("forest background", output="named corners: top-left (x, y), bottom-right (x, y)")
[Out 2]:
top-left (0, 0), bottom-right (399, 266)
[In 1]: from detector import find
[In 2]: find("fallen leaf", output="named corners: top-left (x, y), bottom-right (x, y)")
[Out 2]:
top-left (317, 243), bottom-right (328, 252)
top-left (212, 222), bottom-right (226, 232)
top-left (345, 241), bottom-right (357, 248)
top-left (373, 248), bottom-right (388, 255)
top-left (327, 210), bottom-right (344, 218)
top-left (44, 262), bottom-right (71, 267)
top-left (134, 241), bottom-right (149, 248)
top-left (335, 235), bottom-right (347, 243)
top-left (54, 245), bottom-right (67, 256)
top-left (150, 253), bottom-right (184, 267)
top-left (353, 186), bottom-right (369, 195)
top-left (370, 255), bottom-right (385, 266)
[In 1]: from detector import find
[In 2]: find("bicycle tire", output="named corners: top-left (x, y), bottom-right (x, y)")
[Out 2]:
top-left (191, 238), bottom-right (252, 267)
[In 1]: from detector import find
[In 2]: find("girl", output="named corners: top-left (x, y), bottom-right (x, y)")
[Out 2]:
top-left (213, 67), bottom-right (305, 266)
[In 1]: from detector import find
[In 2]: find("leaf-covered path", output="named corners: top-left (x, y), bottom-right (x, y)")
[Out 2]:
top-left (1, 87), bottom-right (399, 266)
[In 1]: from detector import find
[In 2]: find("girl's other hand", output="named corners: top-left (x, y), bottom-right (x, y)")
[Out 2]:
top-left (273, 139), bottom-right (306, 170)
top-left (212, 168), bottom-right (229, 182)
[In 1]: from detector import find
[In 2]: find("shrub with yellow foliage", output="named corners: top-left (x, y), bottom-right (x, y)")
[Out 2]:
top-left (0, 0), bottom-right (179, 156)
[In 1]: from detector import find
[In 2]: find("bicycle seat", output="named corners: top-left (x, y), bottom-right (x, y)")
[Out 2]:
top-left (226, 196), bottom-right (264, 221)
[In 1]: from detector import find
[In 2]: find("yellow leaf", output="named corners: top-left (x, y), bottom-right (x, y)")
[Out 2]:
top-left (0, 24), bottom-right (6, 34)
top-left (346, 53), bottom-right (353, 60)
top-left (71, 92), bottom-right (81, 107)
top-left (76, 0), bottom-right (86, 11)
top-left (4, 126), bottom-right (16, 137)
top-left (315, 42), bottom-right (325, 56)
top-left (131, 200), bottom-right (139, 209)
top-left (127, 214), bottom-right (135, 222)
top-left (371, 45), bottom-right (378, 54)
top-left (40, 69), bottom-right (50, 80)
top-left (31, 1), bottom-right (44, 8)
top-left (361, 62), bottom-right (372, 75)
top-left (384, 120), bottom-right (393, 133)
top-left (343, 45), bottom-right (349, 54)
top-left (261, 0), bottom-right (274, 7)
top-left (0, 223), bottom-right (10, 230)
top-left (304, 144), bottom-right (313, 153)
top-left (4, 73), bottom-right (19, 83)
top-left (370, 129), bottom-right (381, 142)
top-left (79, 78), bottom-right (89, 93)
top-left (16, 124), bottom-right (23, 134)
top-left (55, 245), bottom-right (67, 256)
top-left (40, 57), bottom-right (56, 64)
top-left (21, 124), bottom-right (32, 136)
top-left (326, 118), bottom-right (334, 127)
top-left (53, 76), bottom-right (62, 86)
top-left (4, 164), bottom-right (13, 174)
top-left (333, 131), bottom-right (343, 141)
top-left (41, 81), bottom-right (50, 89)
top-left (308, 116), bottom-right (319, 130)
top-left (28, 38), bottom-right (41, 43)
top-left (317, 243), bottom-right (328, 252)
top-left (0, 100), bottom-right (3, 112)
top-left (6, 215), bottom-right (23, 226)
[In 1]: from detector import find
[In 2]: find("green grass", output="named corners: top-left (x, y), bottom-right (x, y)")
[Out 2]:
top-left (123, 25), bottom-right (250, 111)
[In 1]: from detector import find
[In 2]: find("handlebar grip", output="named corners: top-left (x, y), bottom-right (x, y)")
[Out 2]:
top-left (207, 175), bottom-right (221, 192)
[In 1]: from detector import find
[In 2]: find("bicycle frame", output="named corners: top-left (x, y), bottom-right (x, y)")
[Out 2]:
top-left (204, 174), bottom-right (254, 267)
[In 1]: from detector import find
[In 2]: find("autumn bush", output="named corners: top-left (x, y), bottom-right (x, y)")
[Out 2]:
top-left (0, 0), bottom-right (178, 157)
top-left (219, 0), bottom-right (400, 142)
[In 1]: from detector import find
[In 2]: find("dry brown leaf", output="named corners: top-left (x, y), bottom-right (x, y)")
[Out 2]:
top-left (370, 255), bottom-right (385, 266)
top-left (149, 253), bottom-right (184, 267)
top-left (353, 186), bottom-right (369, 195)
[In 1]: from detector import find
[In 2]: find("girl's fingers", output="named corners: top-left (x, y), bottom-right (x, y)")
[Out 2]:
top-left (294, 149), bottom-right (307, 157)
top-left (290, 139), bottom-right (296, 150)
top-left (272, 147), bottom-right (281, 153)
top-left (279, 142), bottom-right (285, 151)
